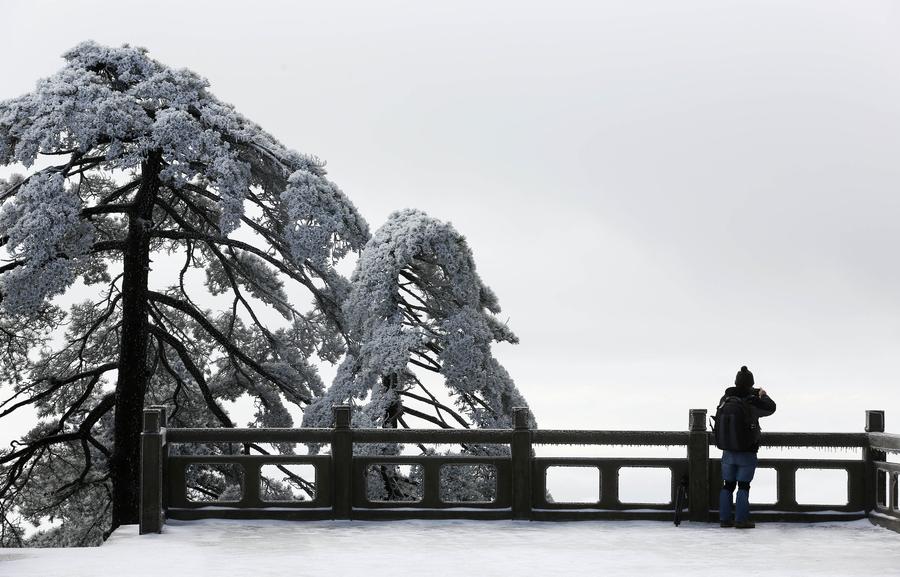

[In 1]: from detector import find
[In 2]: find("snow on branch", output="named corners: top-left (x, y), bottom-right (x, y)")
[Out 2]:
top-left (0, 172), bottom-right (94, 313)
top-left (304, 209), bottom-right (532, 433)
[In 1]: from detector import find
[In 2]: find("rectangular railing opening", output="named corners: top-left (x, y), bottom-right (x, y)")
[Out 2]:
top-left (365, 464), bottom-right (424, 503)
top-left (259, 463), bottom-right (317, 503)
top-left (795, 469), bottom-right (849, 506)
top-left (877, 470), bottom-right (888, 508)
top-left (185, 463), bottom-right (245, 504)
top-left (749, 468), bottom-right (778, 505)
top-left (891, 472), bottom-right (900, 513)
top-left (440, 464), bottom-right (498, 504)
top-left (544, 466), bottom-right (600, 504)
top-left (617, 467), bottom-right (672, 505)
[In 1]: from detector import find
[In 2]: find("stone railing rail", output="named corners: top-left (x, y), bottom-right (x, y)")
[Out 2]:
top-left (139, 406), bottom-right (900, 534)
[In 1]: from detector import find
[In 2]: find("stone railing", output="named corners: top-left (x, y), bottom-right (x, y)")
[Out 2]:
top-left (139, 406), bottom-right (899, 533)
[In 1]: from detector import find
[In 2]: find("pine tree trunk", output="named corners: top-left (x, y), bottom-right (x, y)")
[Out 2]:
top-left (379, 374), bottom-right (405, 499)
top-left (111, 151), bottom-right (161, 528)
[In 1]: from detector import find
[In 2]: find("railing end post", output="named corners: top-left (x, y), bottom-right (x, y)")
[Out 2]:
top-left (864, 410), bottom-right (886, 515)
top-left (140, 408), bottom-right (164, 535)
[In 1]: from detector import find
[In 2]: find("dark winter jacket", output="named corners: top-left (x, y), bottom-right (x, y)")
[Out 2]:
top-left (717, 386), bottom-right (776, 453)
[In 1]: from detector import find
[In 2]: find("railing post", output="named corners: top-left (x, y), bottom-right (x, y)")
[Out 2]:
top-left (864, 410), bottom-right (886, 514)
top-left (511, 407), bottom-right (533, 520)
top-left (139, 408), bottom-right (164, 534)
top-left (687, 409), bottom-right (710, 523)
top-left (149, 405), bottom-right (169, 521)
top-left (331, 405), bottom-right (352, 520)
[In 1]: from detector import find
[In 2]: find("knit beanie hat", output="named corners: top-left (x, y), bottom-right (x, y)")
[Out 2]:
top-left (735, 366), bottom-right (754, 388)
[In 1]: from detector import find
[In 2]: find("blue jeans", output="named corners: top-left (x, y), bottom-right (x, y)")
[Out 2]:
top-left (719, 450), bottom-right (757, 523)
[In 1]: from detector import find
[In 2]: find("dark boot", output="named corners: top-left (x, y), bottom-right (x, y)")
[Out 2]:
top-left (720, 520), bottom-right (734, 528)
top-left (734, 521), bottom-right (756, 529)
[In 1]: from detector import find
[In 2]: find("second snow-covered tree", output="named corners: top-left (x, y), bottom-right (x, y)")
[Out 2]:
top-left (304, 209), bottom-right (534, 501)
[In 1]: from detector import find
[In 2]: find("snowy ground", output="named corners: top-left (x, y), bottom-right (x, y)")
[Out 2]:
top-left (1, 518), bottom-right (898, 577)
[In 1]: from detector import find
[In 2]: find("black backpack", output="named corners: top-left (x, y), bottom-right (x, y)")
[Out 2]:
top-left (712, 395), bottom-right (760, 451)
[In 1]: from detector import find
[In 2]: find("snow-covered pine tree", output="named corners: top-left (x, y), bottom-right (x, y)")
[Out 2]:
top-left (303, 209), bottom-right (534, 502)
top-left (0, 42), bottom-right (368, 544)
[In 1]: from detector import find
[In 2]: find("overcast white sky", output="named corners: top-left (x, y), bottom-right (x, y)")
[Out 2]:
top-left (1, 0), bottom-right (898, 442)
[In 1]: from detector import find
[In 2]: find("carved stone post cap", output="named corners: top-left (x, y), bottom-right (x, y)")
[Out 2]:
top-left (149, 405), bottom-right (168, 428)
top-left (513, 407), bottom-right (531, 430)
top-left (689, 408), bottom-right (707, 432)
top-left (866, 410), bottom-right (885, 433)
top-left (143, 408), bottom-right (162, 433)
top-left (333, 405), bottom-right (351, 428)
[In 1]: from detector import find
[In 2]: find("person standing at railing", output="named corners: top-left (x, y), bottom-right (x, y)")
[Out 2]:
top-left (715, 365), bottom-right (776, 529)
